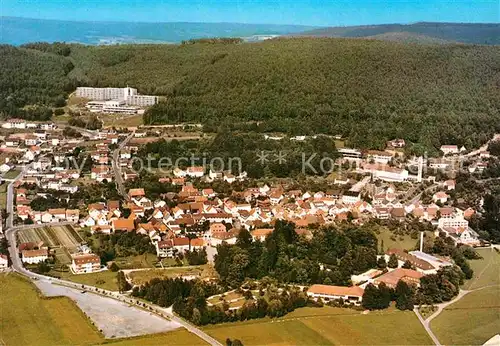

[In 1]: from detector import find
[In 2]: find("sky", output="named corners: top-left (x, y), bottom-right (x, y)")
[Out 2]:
top-left (1, 0), bottom-right (499, 26)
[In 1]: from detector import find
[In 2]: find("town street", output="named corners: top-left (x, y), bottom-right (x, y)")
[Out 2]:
top-left (112, 132), bottom-right (135, 200)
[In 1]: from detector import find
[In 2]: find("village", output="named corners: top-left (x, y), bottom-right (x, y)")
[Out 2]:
top-left (0, 116), bottom-right (496, 296)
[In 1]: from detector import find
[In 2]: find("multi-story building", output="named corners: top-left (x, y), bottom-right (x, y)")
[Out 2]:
top-left (71, 253), bottom-right (101, 274)
top-left (21, 249), bottom-right (48, 264)
top-left (76, 87), bottom-right (158, 110)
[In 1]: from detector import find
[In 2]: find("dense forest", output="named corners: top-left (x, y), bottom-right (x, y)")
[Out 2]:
top-left (2, 39), bottom-right (499, 152)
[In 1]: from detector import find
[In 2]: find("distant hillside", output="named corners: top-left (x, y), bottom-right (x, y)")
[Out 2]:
top-left (296, 22), bottom-right (500, 45)
top-left (0, 16), bottom-right (317, 45)
top-left (1, 38), bottom-right (499, 153)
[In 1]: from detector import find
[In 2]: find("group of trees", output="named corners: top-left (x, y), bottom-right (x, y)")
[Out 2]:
top-left (0, 44), bottom-right (75, 119)
top-left (361, 281), bottom-right (415, 311)
top-left (68, 115), bottom-right (102, 130)
top-left (132, 276), bottom-right (308, 326)
top-left (88, 231), bottom-right (155, 264)
top-left (214, 220), bottom-right (378, 288)
top-left (5, 40), bottom-right (498, 153)
top-left (136, 133), bottom-right (340, 178)
top-left (184, 248), bottom-right (208, 265)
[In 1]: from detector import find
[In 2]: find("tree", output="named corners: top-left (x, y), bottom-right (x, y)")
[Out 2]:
top-left (377, 256), bottom-right (387, 269)
top-left (109, 262), bottom-right (119, 272)
top-left (362, 283), bottom-right (391, 310)
top-left (402, 260), bottom-right (414, 269)
top-left (388, 254), bottom-right (399, 268)
top-left (117, 271), bottom-right (131, 293)
top-left (36, 260), bottom-right (51, 273)
top-left (395, 280), bottom-right (414, 310)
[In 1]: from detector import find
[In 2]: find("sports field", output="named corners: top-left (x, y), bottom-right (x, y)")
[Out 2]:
top-left (431, 286), bottom-right (500, 345)
top-left (203, 306), bottom-right (433, 345)
top-left (0, 273), bottom-right (207, 346)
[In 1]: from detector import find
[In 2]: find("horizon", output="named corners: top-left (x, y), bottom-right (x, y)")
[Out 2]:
top-left (3, 15), bottom-right (499, 27)
top-left (2, 0), bottom-right (499, 27)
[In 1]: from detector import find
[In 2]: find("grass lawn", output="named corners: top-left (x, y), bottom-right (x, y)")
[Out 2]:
top-left (128, 265), bottom-right (208, 286)
top-left (376, 227), bottom-right (423, 251)
top-left (2, 169), bottom-right (21, 180)
top-left (0, 273), bottom-right (207, 346)
top-left (103, 329), bottom-right (207, 346)
top-left (431, 286), bottom-right (500, 345)
top-left (0, 273), bottom-right (102, 346)
top-left (52, 269), bottom-right (119, 291)
top-left (0, 183), bottom-right (7, 209)
top-left (463, 247), bottom-right (500, 290)
top-left (203, 306), bottom-right (433, 345)
top-left (101, 114), bottom-right (143, 128)
top-left (113, 253), bottom-right (158, 270)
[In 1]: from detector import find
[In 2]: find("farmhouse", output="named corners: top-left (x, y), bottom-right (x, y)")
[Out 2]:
top-left (71, 253), bottom-right (101, 274)
top-left (307, 284), bottom-right (364, 306)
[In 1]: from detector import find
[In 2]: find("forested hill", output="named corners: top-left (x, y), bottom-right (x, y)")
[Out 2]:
top-left (295, 22), bottom-right (500, 45)
top-left (1, 38), bottom-right (500, 152)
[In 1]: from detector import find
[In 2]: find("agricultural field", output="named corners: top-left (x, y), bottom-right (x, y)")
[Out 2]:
top-left (203, 306), bottom-right (433, 345)
top-left (431, 286), bottom-right (500, 345)
top-left (463, 247), bottom-right (500, 290)
top-left (0, 273), bottom-right (102, 346)
top-left (18, 225), bottom-right (84, 264)
top-left (127, 265), bottom-right (214, 286)
top-left (0, 273), bottom-right (206, 345)
top-left (104, 330), bottom-right (207, 346)
top-left (2, 169), bottom-right (21, 180)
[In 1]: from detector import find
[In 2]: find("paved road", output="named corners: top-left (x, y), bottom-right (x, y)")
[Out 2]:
top-left (6, 165), bottom-right (30, 229)
top-left (112, 132), bottom-right (134, 200)
top-left (413, 308), bottom-right (441, 346)
top-left (5, 225), bottom-right (222, 345)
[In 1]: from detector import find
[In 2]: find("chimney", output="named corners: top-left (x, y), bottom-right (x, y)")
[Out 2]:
top-left (420, 231), bottom-right (424, 252)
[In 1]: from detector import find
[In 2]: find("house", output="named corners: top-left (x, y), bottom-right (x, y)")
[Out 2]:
top-left (307, 284), bottom-right (364, 306)
top-left (155, 240), bottom-right (175, 258)
top-left (21, 249), bottom-right (48, 264)
top-left (65, 209), bottom-right (80, 223)
top-left (387, 139), bottom-right (406, 148)
top-left (186, 166), bottom-right (205, 178)
top-left (0, 254), bottom-right (8, 269)
top-left (128, 188), bottom-right (145, 199)
top-left (2, 118), bottom-right (26, 129)
top-left (71, 253), bottom-right (101, 274)
top-left (374, 268), bottom-right (424, 288)
top-left (440, 145), bottom-right (459, 155)
top-left (112, 218), bottom-right (135, 232)
top-left (441, 227), bottom-right (480, 246)
top-left (365, 150), bottom-right (393, 164)
top-left (443, 180), bottom-right (456, 191)
top-left (432, 191), bottom-right (449, 204)
top-left (250, 228), bottom-right (273, 242)
top-left (210, 231), bottom-right (238, 246)
top-left (342, 191), bottom-right (361, 205)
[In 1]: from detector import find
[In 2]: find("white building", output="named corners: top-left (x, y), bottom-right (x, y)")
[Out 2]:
top-left (21, 249), bottom-right (48, 264)
top-left (71, 253), bottom-right (101, 274)
top-left (76, 87), bottom-right (158, 109)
